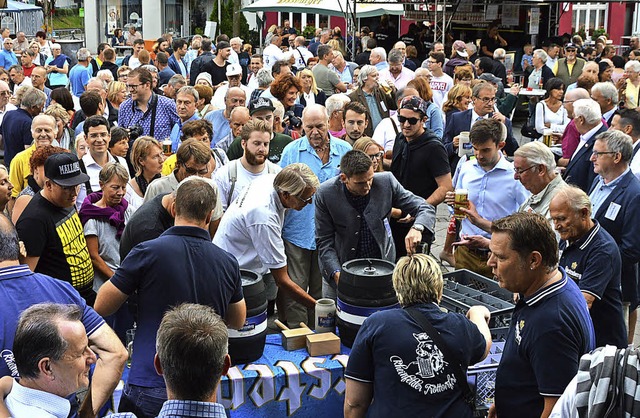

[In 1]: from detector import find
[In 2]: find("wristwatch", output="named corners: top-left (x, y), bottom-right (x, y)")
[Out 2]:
top-left (411, 224), bottom-right (424, 232)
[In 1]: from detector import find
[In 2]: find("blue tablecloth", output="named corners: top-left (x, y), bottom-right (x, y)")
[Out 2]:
top-left (108, 334), bottom-right (351, 417)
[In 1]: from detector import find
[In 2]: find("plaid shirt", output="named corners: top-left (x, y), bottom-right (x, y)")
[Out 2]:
top-left (107, 400), bottom-right (227, 418)
top-left (344, 184), bottom-right (381, 259)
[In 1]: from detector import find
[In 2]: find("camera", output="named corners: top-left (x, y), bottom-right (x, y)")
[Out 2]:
top-left (284, 110), bottom-right (302, 129)
top-left (126, 125), bottom-right (144, 141)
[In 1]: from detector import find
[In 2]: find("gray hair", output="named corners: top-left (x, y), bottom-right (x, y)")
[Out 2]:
top-left (141, 64), bottom-right (158, 74)
top-left (272, 98), bottom-right (285, 119)
top-left (256, 68), bottom-right (274, 88)
top-left (465, 42), bottom-right (477, 54)
top-left (533, 49), bottom-right (548, 62)
top-left (76, 47), bottom-right (91, 61)
top-left (357, 64), bottom-right (377, 87)
top-left (13, 303), bottom-right (83, 379)
top-left (229, 106), bottom-right (250, 120)
top-left (388, 48), bottom-right (403, 64)
top-left (591, 82), bottom-right (619, 103)
top-left (514, 141), bottom-right (556, 172)
top-left (0, 213), bottom-right (19, 262)
top-left (87, 77), bottom-right (108, 91)
top-left (325, 94), bottom-right (350, 115)
top-left (168, 74), bottom-right (187, 88)
top-left (371, 47), bottom-right (387, 62)
top-left (20, 87), bottom-right (47, 109)
top-left (573, 98), bottom-right (602, 124)
top-left (31, 114), bottom-right (58, 135)
top-left (472, 82), bottom-right (496, 98)
top-left (493, 48), bottom-right (506, 60)
top-left (96, 69), bottom-right (114, 83)
top-left (274, 163), bottom-right (320, 196)
top-left (99, 162), bottom-right (130, 185)
top-left (625, 60), bottom-right (640, 73)
top-left (596, 130), bottom-right (634, 163)
top-left (553, 185), bottom-right (592, 215)
top-left (177, 85), bottom-right (200, 101)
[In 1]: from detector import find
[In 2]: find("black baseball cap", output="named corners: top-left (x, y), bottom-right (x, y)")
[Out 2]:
top-left (44, 153), bottom-right (89, 187)
top-left (249, 97), bottom-right (275, 115)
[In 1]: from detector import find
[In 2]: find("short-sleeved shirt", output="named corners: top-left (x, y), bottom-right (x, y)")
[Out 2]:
top-left (9, 144), bottom-right (35, 198)
top-left (83, 218), bottom-right (120, 291)
top-left (110, 225), bottom-right (243, 388)
top-left (69, 63), bottom-right (91, 97)
top-left (119, 193), bottom-right (174, 260)
top-left (345, 303), bottom-right (486, 417)
top-left (16, 193), bottom-right (94, 296)
top-left (0, 264), bottom-right (104, 378)
top-left (313, 63), bottom-right (341, 97)
top-left (214, 160), bottom-right (281, 210)
top-left (559, 222), bottom-right (627, 348)
top-left (262, 44), bottom-right (284, 70)
top-left (225, 132), bottom-right (293, 164)
top-left (213, 175), bottom-right (287, 276)
top-left (279, 135), bottom-right (352, 250)
top-left (204, 109), bottom-right (231, 146)
top-left (429, 73), bottom-right (453, 109)
top-left (495, 270), bottom-right (595, 418)
top-left (117, 94), bottom-right (179, 142)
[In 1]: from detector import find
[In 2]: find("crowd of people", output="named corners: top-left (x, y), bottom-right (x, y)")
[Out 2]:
top-left (0, 18), bottom-right (638, 418)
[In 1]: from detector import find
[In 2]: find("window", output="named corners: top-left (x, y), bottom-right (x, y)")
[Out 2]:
top-left (572, 3), bottom-right (608, 36)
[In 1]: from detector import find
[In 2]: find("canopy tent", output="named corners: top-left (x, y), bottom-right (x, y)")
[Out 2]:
top-left (242, 0), bottom-right (403, 19)
top-left (0, 0), bottom-right (44, 37)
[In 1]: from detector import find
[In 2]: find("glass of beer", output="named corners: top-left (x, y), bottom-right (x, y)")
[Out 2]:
top-left (542, 129), bottom-right (553, 147)
top-left (162, 139), bottom-right (172, 156)
top-left (454, 189), bottom-right (469, 219)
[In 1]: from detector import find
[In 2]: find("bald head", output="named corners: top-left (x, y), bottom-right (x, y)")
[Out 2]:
top-left (564, 88), bottom-right (591, 119)
top-left (302, 103), bottom-right (329, 122)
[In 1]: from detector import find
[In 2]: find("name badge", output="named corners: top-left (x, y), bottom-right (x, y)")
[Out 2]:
top-left (380, 101), bottom-right (387, 112)
top-left (605, 202), bottom-right (621, 221)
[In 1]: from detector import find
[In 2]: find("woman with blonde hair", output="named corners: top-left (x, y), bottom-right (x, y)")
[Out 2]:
top-left (344, 254), bottom-right (491, 417)
top-left (297, 68), bottom-right (327, 106)
top-left (442, 84), bottom-right (473, 120)
top-left (107, 81), bottom-right (128, 110)
top-left (44, 103), bottom-right (74, 151)
top-left (125, 136), bottom-right (165, 213)
top-left (353, 137), bottom-right (384, 172)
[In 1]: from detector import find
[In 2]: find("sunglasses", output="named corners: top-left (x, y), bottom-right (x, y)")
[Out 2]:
top-left (398, 115), bottom-right (421, 125)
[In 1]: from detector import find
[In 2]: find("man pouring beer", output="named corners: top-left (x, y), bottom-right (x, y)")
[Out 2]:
top-left (445, 118), bottom-right (529, 278)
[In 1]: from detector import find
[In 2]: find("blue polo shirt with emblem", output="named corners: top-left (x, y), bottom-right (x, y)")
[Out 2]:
top-left (494, 269), bottom-right (594, 418)
top-left (559, 221), bottom-right (627, 348)
top-left (109, 226), bottom-right (244, 389)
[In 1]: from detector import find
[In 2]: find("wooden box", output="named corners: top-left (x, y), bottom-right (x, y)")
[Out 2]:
top-left (306, 332), bottom-right (340, 356)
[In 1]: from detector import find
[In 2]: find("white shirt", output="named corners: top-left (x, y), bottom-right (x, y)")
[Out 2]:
top-left (429, 73), bottom-right (454, 109)
top-left (12, 77), bottom-right (32, 93)
top-left (76, 152), bottom-right (129, 210)
top-left (262, 44), bottom-right (284, 70)
top-left (128, 57), bottom-right (141, 70)
top-left (6, 379), bottom-right (71, 418)
top-left (247, 72), bottom-right (259, 91)
top-left (228, 49), bottom-right (239, 65)
top-left (290, 46), bottom-right (312, 70)
top-left (0, 102), bottom-right (16, 126)
top-left (631, 140), bottom-right (640, 178)
top-left (213, 174), bottom-right (287, 277)
top-left (214, 159), bottom-right (281, 210)
top-left (372, 114), bottom-right (400, 152)
top-left (211, 84), bottom-right (252, 110)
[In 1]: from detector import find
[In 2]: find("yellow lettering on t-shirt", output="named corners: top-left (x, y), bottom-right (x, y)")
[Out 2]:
top-left (56, 213), bottom-right (93, 289)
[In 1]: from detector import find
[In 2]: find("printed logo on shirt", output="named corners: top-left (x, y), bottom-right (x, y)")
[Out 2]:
top-left (56, 212), bottom-right (93, 289)
top-left (430, 81), bottom-right (448, 91)
top-left (389, 333), bottom-right (457, 395)
top-left (1, 349), bottom-right (18, 377)
top-left (515, 319), bottom-right (525, 345)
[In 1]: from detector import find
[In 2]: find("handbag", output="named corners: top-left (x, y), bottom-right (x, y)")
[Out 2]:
top-left (521, 101), bottom-right (546, 139)
top-left (405, 307), bottom-right (476, 412)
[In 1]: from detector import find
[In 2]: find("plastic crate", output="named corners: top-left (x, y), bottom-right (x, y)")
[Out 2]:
top-left (444, 269), bottom-right (514, 302)
top-left (441, 281), bottom-right (514, 328)
top-left (468, 341), bottom-right (505, 411)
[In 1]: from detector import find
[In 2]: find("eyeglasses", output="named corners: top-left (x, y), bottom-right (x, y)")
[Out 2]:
top-left (0, 91), bottom-right (10, 97)
top-left (183, 165), bottom-right (209, 176)
top-left (126, 83), bottom-right (143, 90)
top-left (591, 151), bottom-right (618, 158)
top-left (477, 97), bottom-right (497, 103)
top-left (368, 151), bottom-right (384, 160)
top-left (294, 194), bottom-right (313, 205)
top-left (514, 165), bottom-right (536, 175)
top-left (398, 115), bottom-right (421, 125)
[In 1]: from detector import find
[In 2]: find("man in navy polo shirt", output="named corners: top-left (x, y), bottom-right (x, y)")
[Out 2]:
top-left (95, 177), bottom-right (246, 418)
top-left (0, 214), bottom-right (127, 417)
top-left (488, 212), bottom-right (594, 418)
top-left (550, 186), bottom-right (627, 348)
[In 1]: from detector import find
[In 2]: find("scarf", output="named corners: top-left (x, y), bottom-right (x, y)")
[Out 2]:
top-left (78, 192), bottom-right (128, 239)
top-left (575, 345), bottom-right (640, 418)
top-left (49, 54), bottom-right (68, 68)
top-left (135, 173), bottom-right (161, 196)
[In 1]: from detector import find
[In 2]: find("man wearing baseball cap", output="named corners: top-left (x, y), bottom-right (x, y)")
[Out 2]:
top-left (444, 40), bottom-right (475, 77)
top-left (16, 152), bottom-right (96, 304)
top-left (390, 95), bottom-right (452, 258)
top-left (554, 43), bottom-right (586, 87)
top-left (211, 63), bottom-right (252, 109)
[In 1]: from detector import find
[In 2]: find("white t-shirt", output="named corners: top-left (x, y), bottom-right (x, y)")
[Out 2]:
top-left (289, 47), bottom-right (313, 71)
top-left (429, 73), bottom-right (453, 109)
top-left (262, 44), bottom-right (285, 70)
top-left (128, 57), bottom-right (141, 70)
top-left (214, 159), bottom-right (281, 210)
top-left (372, 114), bottom-right (401, 152)
top-left (211, 84), bottom-right (253, 110)
top-left (213, 174), bottom-right (287, 277)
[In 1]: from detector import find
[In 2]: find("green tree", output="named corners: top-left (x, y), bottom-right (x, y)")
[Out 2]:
top-left (210, 0), bottom-right (249, 39)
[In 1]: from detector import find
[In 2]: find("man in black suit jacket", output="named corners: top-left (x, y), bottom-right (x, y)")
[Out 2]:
top-left (70, 77), bottom-right (118, 130)
top-left (563, 98), bottom-right (607, 193)
top-left (442, 83), bottom-right (519, 173)
top-left (589, 129), bottom-right (640, 344)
